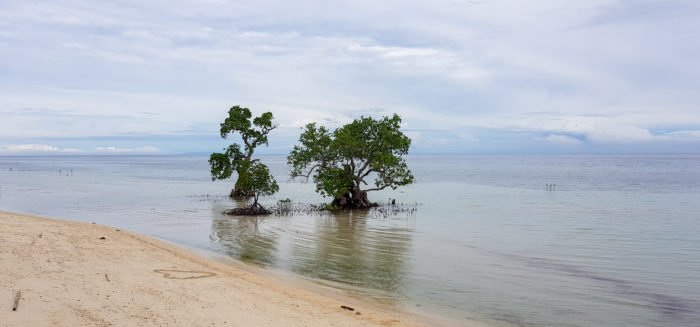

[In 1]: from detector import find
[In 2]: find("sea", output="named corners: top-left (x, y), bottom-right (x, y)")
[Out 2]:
top-left (1, 154), bottom-right (699, 327)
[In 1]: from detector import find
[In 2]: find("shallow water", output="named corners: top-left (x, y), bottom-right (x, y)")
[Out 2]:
top-left (1, 154), bottom-right (699, 326)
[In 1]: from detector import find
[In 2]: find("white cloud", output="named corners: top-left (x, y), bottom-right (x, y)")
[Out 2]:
top-left (658, 130), bottom-right (700, 141)
top-left (347, 44), bottom-right (489, 81)
top-left (404, 131), bottom-right (422, 141)
top-left (0, 144), bottom-right (82, 154)
top-left (538, 134), bottom-right (583, 145)
top-left (0, 144), bottom-right (164, 155)
top-left (94, 146), bottom-right (160, 154)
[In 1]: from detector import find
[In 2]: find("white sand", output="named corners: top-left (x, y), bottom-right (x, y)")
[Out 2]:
top-left (0, 211), bottom-right (477, 327)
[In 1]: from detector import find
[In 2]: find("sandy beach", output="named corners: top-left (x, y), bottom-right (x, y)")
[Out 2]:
top-left (0, 211), bottom-right (460, 327)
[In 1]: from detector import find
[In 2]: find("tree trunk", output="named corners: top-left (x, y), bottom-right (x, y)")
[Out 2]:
top-left (230, 168), bottom-right (253, 199)
top-left (332, 185), bottom-right (377, 209)
top-left (229, 188), bottom-right (252, 198)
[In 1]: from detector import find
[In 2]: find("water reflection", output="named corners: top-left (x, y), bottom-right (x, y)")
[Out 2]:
top-left (291, 211), bottom-right (414, 302)
top-left (209, 205), bottom-right (415, 303)
top-left (210, 203), bottom-right (280, 266)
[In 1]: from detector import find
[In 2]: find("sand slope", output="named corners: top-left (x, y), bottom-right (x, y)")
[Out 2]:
top-left (0, 212), bottom-right (441, 327)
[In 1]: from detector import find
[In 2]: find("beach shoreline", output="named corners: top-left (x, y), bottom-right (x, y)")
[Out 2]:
top-left (0, 211), bottom-right (475, 327)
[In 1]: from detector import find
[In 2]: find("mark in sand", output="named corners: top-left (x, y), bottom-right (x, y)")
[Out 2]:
top-left (153, 269), bottom-right (216, 279)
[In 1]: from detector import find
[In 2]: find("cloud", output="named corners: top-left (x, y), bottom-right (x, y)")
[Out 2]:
top-left (657, 130), bottom-right (700, 141)
top-left (0, 144), bottom-right (82, 154)
top-left (403, 131), bottom-right (422, 141)
top-left (538, 134), bottom-right (583, 145)
top-left (94, 146), bottom-right (160, 154)
top-left (0, 0), bottom-right (699, 153)
top-left (0, 144), bottom-right (163, 155)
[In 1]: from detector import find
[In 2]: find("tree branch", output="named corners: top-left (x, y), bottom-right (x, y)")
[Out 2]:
top-left (363, 185), bottom-right (390, 192)
top-left (360, 168), bottom-right (375, 180)
top-left (242, 136), bottom-right (252, 151)
top-left (293, 163), bottom-right (321, 183)
top-left (357, 160), bottom-right (370, 176)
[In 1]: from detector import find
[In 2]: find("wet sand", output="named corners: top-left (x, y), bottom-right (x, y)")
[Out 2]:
top-left (0, 211), bottom-right (474, 327)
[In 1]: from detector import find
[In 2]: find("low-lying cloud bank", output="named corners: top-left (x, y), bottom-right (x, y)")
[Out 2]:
top-left (94, 146), bottom-right (160, 154)
top-left (0, 144), bottom-right (161, 155)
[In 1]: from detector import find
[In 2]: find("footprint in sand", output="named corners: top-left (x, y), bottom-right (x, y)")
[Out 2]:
top-left (153, 269), bottom-right (216, 279)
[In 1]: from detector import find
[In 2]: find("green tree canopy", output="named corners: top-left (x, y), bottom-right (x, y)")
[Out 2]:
top-left (209, 105), bottom-right (277, 198)
top-left (237, 161), bottom-right (279, 208)
top-left (288, 113), bottom-right (414, 209)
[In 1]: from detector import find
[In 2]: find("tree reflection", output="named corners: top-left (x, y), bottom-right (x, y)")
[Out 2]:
top-left (291, 210), bottom-right (414, 301)
top-left (210, 205), bottom-right (279, 266)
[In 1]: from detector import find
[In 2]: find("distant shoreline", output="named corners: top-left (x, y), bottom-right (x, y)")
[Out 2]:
top-left (0, 211), bottom-right (467, 327)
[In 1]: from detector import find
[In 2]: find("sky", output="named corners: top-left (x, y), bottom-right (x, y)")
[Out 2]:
top-left (1, 0), bottom-right (699, 155)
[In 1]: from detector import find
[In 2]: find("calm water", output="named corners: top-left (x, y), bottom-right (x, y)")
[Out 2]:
top-left (1, 154), bottom-right (699, 326)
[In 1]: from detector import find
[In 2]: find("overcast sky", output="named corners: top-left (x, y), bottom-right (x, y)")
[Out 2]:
top-left (1, 0), bottom-right (699, 155)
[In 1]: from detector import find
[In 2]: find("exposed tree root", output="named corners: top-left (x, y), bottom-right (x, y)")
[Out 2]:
top-left (224, 204), bottom-right (271, 216)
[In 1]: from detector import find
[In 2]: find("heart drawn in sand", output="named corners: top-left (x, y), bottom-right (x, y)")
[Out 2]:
top-left (153, 269), bottom-right (216, 279)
